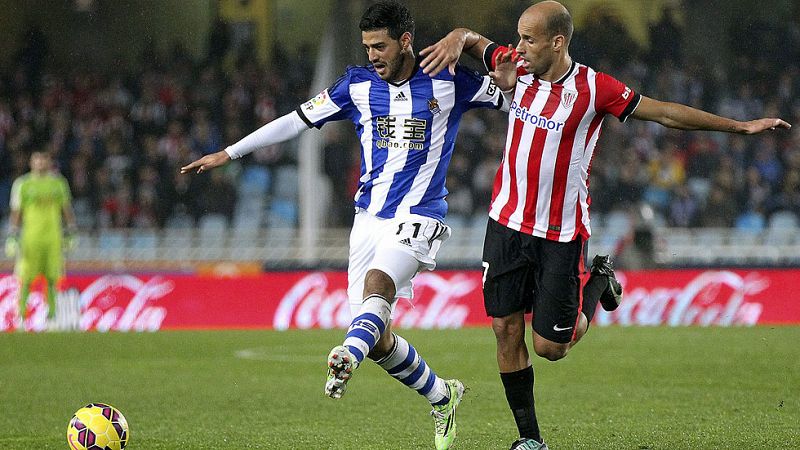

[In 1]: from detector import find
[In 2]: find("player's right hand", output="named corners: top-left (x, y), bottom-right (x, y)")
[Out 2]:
top-left (4, 236), bottom-right (18, 258)
top-left (420, 29), bottom-right (466, 76)
top-left (740, 118), bottom-right (792, 134)
top-left (180, 150), bottom-right (231, 174)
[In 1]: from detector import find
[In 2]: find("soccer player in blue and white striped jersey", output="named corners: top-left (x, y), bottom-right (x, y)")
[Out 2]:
top-left (181, 2), bottom-right (504, 448)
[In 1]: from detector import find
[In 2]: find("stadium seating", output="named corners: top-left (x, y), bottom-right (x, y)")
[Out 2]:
top-left (0, 7), bottom-right (797, 272)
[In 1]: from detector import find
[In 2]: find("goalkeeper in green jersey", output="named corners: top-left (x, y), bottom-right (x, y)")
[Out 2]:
top-left (6, 152), bottom-right (77, 330)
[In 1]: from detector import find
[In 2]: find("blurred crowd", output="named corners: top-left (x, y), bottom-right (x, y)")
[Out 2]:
top-left (0, 24), bottom-right (313, 231)
top-left (575, 7), bottom-right (800, 233)
top-left (0, 6), bottom-right (798, 235)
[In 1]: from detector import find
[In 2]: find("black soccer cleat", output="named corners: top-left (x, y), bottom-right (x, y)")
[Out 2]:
top-left (590, 255), bottom-right (623, 311)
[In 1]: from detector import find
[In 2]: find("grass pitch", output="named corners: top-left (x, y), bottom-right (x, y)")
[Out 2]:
top-left (1, 326), bottom-right (798, 449)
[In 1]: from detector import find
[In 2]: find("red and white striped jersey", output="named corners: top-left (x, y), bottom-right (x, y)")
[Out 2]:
top-left (487, 58), bottom-right (640, 242)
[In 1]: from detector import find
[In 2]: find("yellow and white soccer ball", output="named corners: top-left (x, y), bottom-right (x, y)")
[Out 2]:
top-left (66, 403), bottom-right (129, 450)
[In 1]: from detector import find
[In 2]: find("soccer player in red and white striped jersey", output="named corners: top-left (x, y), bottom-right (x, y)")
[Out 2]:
top-left (421, 1), bottom-right (791, 448)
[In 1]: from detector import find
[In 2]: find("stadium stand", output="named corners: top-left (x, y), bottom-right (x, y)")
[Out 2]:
top-left (0, 3), bottom-right (797, 270)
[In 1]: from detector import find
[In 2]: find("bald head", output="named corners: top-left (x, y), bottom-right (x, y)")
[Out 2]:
top-left (522, 1), bottom-right (573, 46)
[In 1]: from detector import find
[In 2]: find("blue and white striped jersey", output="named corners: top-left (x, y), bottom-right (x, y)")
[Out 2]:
top-left (296, 63), bottom-right (503, 222)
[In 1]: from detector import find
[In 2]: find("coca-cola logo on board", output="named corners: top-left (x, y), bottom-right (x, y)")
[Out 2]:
top-left (0, 274), bottom-right (172, 332)
top-left (595, 271), bottom-right (767, 326)
top-left (273, 272), bottom-right (478, 330)
top-left (0, 275), bottom-right (48, 331)
top-left (80, 275), bottom-right (173, 331)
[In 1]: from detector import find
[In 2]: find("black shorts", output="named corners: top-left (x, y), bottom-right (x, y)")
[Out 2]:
top-left (481, 218), bottom-right (587, 344)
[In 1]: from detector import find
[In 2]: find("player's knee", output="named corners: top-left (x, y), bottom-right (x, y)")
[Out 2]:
top-left (492, 315), bottom-right (525, 344)
top-left (535, 346), bottom-right (568, 361)
top-left (364, 269), bottom-right (396, 299)
top-left (533, 340), bottom-right (569, 361)
top-left (572, 313), bottom-right (588, 343)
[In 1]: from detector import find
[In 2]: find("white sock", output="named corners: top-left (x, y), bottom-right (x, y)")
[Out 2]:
top-left (343, 295), bottom-right (391, 363)
top-left (377, 333), bottom-right (450, 405)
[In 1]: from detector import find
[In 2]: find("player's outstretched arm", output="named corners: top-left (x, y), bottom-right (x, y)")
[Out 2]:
top-left (632, 96), bottom-right (791, 134)
top-left (180, 150), bottom-right (231, 174)
top-left (180, 110), bottom-right (309, 174)
top-left (420, 28), bottom-right (492, 76)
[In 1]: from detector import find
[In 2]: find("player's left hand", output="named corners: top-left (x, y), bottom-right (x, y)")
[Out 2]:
top-left (420, 29), bottom-right (465, 76)
top-left (489, 45), bottom-right (518, 92)
top-left (741, 118), bottom-right (792, 134)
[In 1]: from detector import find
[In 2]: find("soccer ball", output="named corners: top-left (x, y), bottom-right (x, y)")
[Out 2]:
top-left (66, 403), bottom-right (129, 450)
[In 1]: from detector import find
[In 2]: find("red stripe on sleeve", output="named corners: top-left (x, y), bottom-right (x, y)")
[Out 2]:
top-left (594, 72), bottom-right (636, 119)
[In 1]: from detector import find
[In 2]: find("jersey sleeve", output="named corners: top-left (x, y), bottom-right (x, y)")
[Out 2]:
top-left (453, 65), bottom-right (504, 110)
top-left (9, 177), bottom-right (23, 211)
top-left (295, 71), bottom-right (355, 129)
top-left (594, 72), bottom-right (641, 122)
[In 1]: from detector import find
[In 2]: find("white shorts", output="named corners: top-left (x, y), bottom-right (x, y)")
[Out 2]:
top-left (347, 209), bottom-right (451, 316)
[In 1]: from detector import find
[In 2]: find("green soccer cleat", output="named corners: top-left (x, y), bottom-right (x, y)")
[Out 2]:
top-left (431, 379), bottom-right (465, 450)
top-left (324, 345), bottom-right (358, 399)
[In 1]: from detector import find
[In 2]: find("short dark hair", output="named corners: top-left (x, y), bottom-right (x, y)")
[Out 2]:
top-left (359, 1), bottom-right (415, 40)
top-left (545, 8), bottom-right (573, 45)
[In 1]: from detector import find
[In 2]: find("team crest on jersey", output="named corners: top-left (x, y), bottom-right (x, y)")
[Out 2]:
top-left (302, 89), bottom-right (330, 111)
top-left (561, 89), bottom-right (578, 108)
top-left (428, 98), bottom-right (441, 115)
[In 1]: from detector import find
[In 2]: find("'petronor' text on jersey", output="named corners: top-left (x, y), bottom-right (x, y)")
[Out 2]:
top-left (509, 101), bottom-right (565, 132)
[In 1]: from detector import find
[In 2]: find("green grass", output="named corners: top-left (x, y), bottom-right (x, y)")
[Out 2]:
top-left (1, 326), bottom-right (799, 449)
